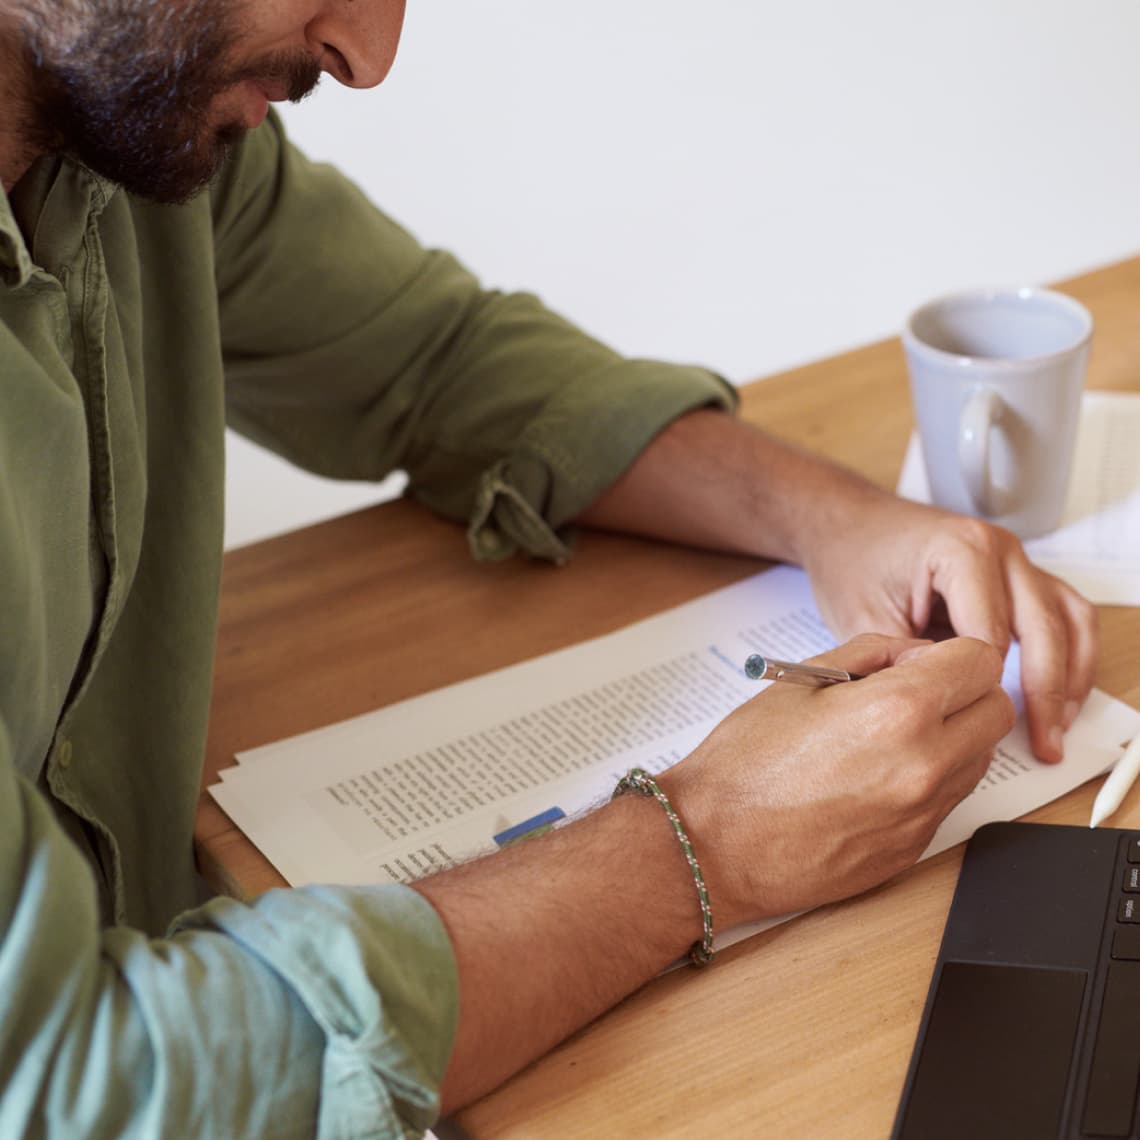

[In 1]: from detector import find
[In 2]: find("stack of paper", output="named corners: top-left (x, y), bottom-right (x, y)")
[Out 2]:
top-left (211, 565), bottom-right (1140, 951)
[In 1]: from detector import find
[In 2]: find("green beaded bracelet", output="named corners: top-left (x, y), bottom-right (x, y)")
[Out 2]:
top-left (612, 767), bottom-right (715, 966)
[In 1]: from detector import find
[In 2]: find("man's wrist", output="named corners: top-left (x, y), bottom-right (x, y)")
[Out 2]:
top-left (612, 768), bottom-right (715, 964)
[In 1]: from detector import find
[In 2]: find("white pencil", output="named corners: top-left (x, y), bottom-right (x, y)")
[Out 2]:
top-left (1090, 734), bottom-right (1140, 828)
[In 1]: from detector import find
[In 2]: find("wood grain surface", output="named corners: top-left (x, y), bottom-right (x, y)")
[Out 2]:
top-left (196, 255), bottom-right (1140, 1137)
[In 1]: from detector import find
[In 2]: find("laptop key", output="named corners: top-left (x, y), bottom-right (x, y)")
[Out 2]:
top-left (1116, 896), bottom-right (1140, 923)
top-left (1110, 925), bottom-right (1140, 961)
top-left (1124, 866), bottom-right (1140, 893)
top-left (1082, 961), bottom-right (1140, 1136)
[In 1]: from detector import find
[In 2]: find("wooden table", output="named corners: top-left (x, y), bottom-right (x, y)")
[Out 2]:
top-left (196, 255), bottom-right (1140, 1138)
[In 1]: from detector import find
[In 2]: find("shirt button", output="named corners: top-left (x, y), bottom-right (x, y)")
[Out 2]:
top-left (477, 530), bottom-right (503, 556)
top-left (57, 739), bottom-right (73, 768)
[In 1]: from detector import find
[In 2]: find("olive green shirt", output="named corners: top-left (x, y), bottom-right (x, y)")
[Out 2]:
top-left (0, 111), bottom-right (733, 1137)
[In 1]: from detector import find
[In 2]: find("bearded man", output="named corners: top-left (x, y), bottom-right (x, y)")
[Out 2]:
top-left (0, 2), bottom-right (1095, 1136)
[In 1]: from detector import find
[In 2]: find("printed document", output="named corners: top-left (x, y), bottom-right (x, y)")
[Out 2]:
top-left (210, 565), bottom-right (1140, 950)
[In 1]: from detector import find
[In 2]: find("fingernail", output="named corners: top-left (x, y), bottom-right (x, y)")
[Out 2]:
top-left (1063, 700), bottom-right (1080, 731)
top-left (1049, 726), bottom-right (1065, 759)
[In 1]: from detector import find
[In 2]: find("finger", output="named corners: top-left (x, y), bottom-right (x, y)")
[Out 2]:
top-left (929, 526), bottom-right (1014, 656)
top-left (803, 632), bottom-right (933, 677)
top-left (890, 636), bottom-right (1007, 719)
top-left (1007, 561), bottom-right (1073, 763)
top-left (1058, 586), bottom-right (1099, 727)
top-left (940, 686), bottom-right (1017, 778)
top-left (876, 687), bottom-right (1013, 853)
top-left (903, 688), bottom-right (1015, 833)
top-left (894, 641), bottom-right (941, 668)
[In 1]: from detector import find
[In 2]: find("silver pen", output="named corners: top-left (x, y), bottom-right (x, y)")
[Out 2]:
top-left (743, 653), bottom-right (863, 687)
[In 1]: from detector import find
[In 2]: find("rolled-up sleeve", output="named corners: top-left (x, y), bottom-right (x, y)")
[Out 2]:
top-left (0, 728), bottom-right (457, 1140)
top-left (214, 113), bottom-right (736, 563)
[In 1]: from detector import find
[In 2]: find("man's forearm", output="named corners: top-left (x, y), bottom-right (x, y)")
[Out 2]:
top-left (414, 789), bottom-right (709, 1113)
top-left (574, 407), bottom-right (889, 564)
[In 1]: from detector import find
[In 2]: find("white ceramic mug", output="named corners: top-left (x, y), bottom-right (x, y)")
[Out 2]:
top-left (902, 286), bottom-right (1092, 539)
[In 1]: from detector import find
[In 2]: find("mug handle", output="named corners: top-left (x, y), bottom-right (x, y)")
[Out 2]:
top-left (958, 386), bottom-right (1004, 517)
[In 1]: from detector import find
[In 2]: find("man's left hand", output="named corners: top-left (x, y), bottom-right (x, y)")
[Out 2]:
top-left (802, 495), bottom-right (1098, 763)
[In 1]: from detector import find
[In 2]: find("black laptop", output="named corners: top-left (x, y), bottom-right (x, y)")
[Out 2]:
top-left (893, 821), bottom-right (1140, 1139)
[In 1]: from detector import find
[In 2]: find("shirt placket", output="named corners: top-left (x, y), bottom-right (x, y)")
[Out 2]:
top-left (36, 169), bottom-right (128, 918)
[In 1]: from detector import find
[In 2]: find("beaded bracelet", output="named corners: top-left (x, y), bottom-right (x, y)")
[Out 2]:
top-left (612, 767), bottom-right (715, 966)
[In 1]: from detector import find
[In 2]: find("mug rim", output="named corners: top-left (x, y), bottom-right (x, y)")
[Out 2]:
top-left (902, 285), bottom-right (1093, 369)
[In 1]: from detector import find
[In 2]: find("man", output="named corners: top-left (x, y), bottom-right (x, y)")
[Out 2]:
top-left (0, 0), bottom-right (1096, 1136)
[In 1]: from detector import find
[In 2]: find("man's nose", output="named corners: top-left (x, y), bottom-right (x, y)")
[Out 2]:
top-left (309, 0), bottom-right (405, 90)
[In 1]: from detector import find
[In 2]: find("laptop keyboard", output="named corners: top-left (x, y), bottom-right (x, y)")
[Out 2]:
top-left (894, 823), bottom-right (1140, 1140)
top-left (1085, 836), bottom-right (1140, 1136)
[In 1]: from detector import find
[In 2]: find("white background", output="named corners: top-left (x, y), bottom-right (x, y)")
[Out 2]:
top-left (224, 0), bottom-right (1140, 548)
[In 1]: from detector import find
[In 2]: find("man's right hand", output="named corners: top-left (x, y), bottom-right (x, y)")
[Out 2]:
top-left (420, 633), bottom-right (1013, 1112)
top-left (661, 632), bottom-right (1015, 929)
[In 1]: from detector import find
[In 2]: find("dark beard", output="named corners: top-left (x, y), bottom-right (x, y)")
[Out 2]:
top-left (21, 0), bottom-right (321, 204)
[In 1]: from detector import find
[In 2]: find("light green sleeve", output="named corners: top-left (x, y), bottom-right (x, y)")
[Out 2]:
top-left (0, 722), bottom-right (457, 1139)
top-left (213, 112), bottom-right (736, 562)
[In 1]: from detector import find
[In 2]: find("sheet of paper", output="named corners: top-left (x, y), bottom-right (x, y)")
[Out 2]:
top-left (897, 391), bottom-right (1140, 604)
top-left (211, 564), bottom-right (1140, 951)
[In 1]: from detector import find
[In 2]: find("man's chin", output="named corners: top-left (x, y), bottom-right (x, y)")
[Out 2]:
top-left (82, 126), bottom-right (245, 204)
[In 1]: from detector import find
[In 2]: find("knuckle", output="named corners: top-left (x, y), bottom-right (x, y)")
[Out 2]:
top-left (909, 769), bottom-right (944, 808)
top-left (997, 691), bottom-right (1017, 734)
top-left (972, 745), bottom-right (999, 781)
top-left (875, 686), bottom-right (930, 736)
top-left (890, 758), bottom-right (944, 809)
top-left (1023, 674), bottom-right (1067, 706)
top-left (1036, 606), bottom-right (1068, 645)
top-left (998, 702), bottom-right (1016, 738)
top-left (1073, 594), bottom-right (1099, 631)
top-left (948, 516), bottom-right (1006, 558)
top-left (960, 636), bottom-right (1005, 677)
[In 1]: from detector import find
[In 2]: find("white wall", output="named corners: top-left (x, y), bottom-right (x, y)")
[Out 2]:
top-left (224, 0), bottom-right (1140, 548)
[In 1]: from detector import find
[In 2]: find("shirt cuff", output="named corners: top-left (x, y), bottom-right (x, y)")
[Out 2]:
top-left (467, 361), bottom-right (737, 563)
top-left (173, 883), bottom-right (458, 1139)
